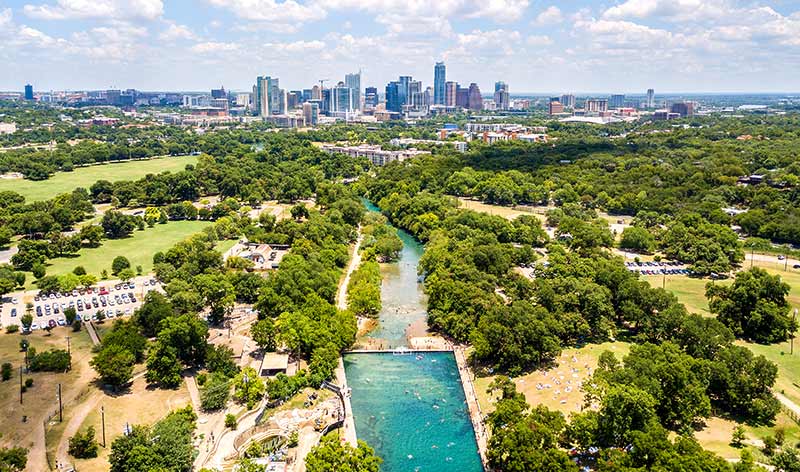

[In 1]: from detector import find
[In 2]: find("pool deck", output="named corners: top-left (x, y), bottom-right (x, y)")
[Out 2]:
top-left (454, 346), bottom-right (489, 470)
top-left (334, 357), bottom-right (359, 447)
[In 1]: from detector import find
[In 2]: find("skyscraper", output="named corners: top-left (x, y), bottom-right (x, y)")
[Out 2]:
top-left (364, 87), bottom-right (378, 108)
top-left (670, 101), bottom-right (694, 117)
top-left (467, 83), bottom-right (482, 111)
top-left (398, 76), bottom-right (412, 108)
top-left (311, 85), bottom-right (322, 101)
top-left (560, 94), bottom-right (576, 108)
top-left (24, 84), bottom-right (33, 100)
top-left (493, 81), bottom-right (509, 110)
top-left (646, 88), bottom-right (655, 108)
top-left (434, 62), bottom-right (446, 105)
top-left (586, 99), bottom-right (608, 112)
top-left (609, 94), bottom-right (625, 109)
top-left (255, 76), bottom-right (282, 116)
top-left (385, 81), bottom-right (401, 112)
top-left (303, 102), bottom-right (319, 126)
top-left (345, 71), bottom-right (361, 110)
top-left (445, 81), bottom-right (457, 107)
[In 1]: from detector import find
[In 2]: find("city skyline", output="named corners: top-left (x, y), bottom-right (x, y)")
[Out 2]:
top-left (1, 0), bottom-right (800, 93)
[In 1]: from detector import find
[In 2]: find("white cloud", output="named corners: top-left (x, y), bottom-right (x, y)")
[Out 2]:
top-left (205, 0), bottom-right (324, 23)
top-left (190, 41), bottom-right (240, 54)
top-left (526, 35), bottom-right (553, 46)
top-left (533, 6), bottom-right (562, 25)
top-left (24, 0), bottom-right (163, 20)
top-left (602, 0), bottom-right (726, 22)
top-left (376, 14), bottom-right (453, 37)
top-left (159, 22), bottom-right (197, 41)
top-left (264, 39), bottom-right (325, 53)
top-left (0, 8), bottom-right (12, 31)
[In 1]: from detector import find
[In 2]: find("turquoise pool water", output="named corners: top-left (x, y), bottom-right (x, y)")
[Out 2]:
top-left (344, 352), bottom-right (483, 472)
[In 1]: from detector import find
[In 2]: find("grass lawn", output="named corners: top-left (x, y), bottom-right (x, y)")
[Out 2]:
top-left (0, 155), bottom-right (198, 202)
top-left (0, 327), bottom-right (95, 463)
top-left (474, 341), bottom-right (631, 418)
top-left (39, 220), bottom-right (212, 283)
top-left (456, 197), bottom-right (546, 221)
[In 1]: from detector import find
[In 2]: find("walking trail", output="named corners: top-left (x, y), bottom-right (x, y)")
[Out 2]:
top-left (336, 228), bottom-right (363, 311)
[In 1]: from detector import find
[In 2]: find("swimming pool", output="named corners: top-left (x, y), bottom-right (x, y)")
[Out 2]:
top-left (344, 352), bottom-right (483, 472)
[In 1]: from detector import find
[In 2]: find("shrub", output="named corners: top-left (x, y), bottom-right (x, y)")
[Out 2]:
top-left (5, 324), bottom-right (19, 334)
top-left (24, 378), bottom-right (33, 388)
top-left (1, 362), bottom-right (12, 381)
top-left (111, 256), bottom-right (131, 276)
top-left (196, 373), bottom-right (207, 386)
top-left (225, 414), bottom-right (237, 429)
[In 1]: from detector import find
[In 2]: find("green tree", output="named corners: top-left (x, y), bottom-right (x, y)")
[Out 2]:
top-left (200, 373), bottom-right (231, 411)
top-left (118, 268), bottom-right (135, 283)
top-left (619, 226), bottom-right (656, 254)
top-left (706, 267), bottom-right (796, 343)
top-left (145, 341), bottom-right (182, 388)
top-left (233, 366), bottom-right (265, 409)
top-left (68, 426), bottom-right (99, 459)
top-left (194, 273), bottom-right (235, 325)
top-left (305, 436), bottom-right (382, 472)
top-left (90, 344), bottom-right (135, 389)
top-left (250, 318), bottom-right (277, 351)
top-left (102, 210), bottom-right (136, 239)
top-left (731, 425), bottom-right (746, 447)
top-left (111, 256), bottom-right (131, 275)
top-left (0, 446), bottom-right (28, 471)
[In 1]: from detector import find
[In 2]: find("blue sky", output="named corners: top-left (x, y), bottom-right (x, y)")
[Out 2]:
top-left (1, 0), bottom-right (799, 93)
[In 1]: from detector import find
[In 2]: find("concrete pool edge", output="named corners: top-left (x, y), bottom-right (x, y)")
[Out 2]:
top-left (337, 348), bottom-right (489, 471)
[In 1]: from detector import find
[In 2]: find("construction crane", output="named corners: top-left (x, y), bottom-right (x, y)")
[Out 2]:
top-left (318, 79), bottom-right (329, 89)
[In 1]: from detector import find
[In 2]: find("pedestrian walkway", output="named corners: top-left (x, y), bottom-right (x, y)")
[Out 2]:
top-left (454, 346), bottom-right (489, 469)
top-left (85, 322), bottom-right (100, 345)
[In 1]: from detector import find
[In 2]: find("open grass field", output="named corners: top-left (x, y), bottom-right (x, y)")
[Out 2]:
top-left (39, 220), bottom-right (212, 283)
top-left (457, 197), bottom-right (547, 221)
top-left (693, 412), bottom-right (800, 461)
top-left (0, 327), bottom-right (96, 470)
top-left (0, 155), bottom-right (198, 202)
top-left (474, 341), bottom-right (631, 417)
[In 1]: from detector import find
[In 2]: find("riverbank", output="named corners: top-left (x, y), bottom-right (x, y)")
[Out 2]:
top-left (455, 346), bottom-right (489, 470)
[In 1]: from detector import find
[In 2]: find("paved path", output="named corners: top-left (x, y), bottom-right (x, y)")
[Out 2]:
top-left (86, 322), bottom-right (101, 346)
top-left (336, 228), bottom-right (363, 311)
top-left (334, 358), bottom-right (357, 447)
top-left (775, 391), bottom-right (800, 417)
top-left (454, 346), bottom-right (489, 469)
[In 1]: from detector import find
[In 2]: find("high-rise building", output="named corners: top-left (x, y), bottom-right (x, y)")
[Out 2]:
top-left (364, 87), bottom-right (378, 108)
top-left (560, 94), bottom-right (576, 108)
top-left (211, 86), bottom-right (226, 99)
top-left (609, 94), bottom-right (625, 109)
top-left (345, 71), bottom-right (361, 110)
top-left (331, 86), bottom-right (355, 114)
top-left (549, 101), bottom-right (564, 115)
top-left (646, 88), bottom-right (655, 108)
top-left (302, 89), bottom-right (312, 102)
top-left (445, 81), bottom-right (457, 107)
top-left (303, 102), bottom-right (319, 126)
top-left (106, 89), bottom-right (121, 106)
top-left (670, 101), bottom-right (694, 117)
top-left (398, 76), bottom-right (412, 108)
top-left (493, 81), bottom-right (509, 110)
top-left (434, 62), bottom-right (446, 105)
top-left (311, 85), bottom-right (322, 101)
top-left (456, 86), bottom-right (469, 108)
top-left (385, 81), bottom-right (401, 112)
top-left (24, 84), bottom-right (33, 100)
top-left (585, 99), bottom-right (608, 112)
top-left (467, 83), bottom-right (482, 111)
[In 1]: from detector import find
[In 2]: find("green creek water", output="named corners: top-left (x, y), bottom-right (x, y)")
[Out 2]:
top-left (345, 200), bottom-right (483, 472)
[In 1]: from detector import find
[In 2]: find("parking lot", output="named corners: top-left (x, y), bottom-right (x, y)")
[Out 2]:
top-left (0, 276), bottom-right (163, 333)
top-left (625, 260), bottom-right (692, 276)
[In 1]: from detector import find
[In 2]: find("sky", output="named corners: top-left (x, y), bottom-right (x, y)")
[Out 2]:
top-left (1, 0), bottom-right (800, 94)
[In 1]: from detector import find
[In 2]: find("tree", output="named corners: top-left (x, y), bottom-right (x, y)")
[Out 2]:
top-left (619, 226), bottom-right (656, 254)
top-left (233, 366), bottom-right (265, 409)
top-left (731, 425), bottom-right (746, 447)
top-left (0, 446), bottom-right (28, 471)
top-left (706, 267), bottom-right (796, 343)
top-left (20, 313), bottom-right (32, 331)
top-left (118, 268), bottom-right (135, 283)
top-left (31, 263), bottom-right (46, 279)
top-left (1, 362), bottom-right (11, 381)
top-left (290, 204), bottom-right (309, 220)
top-left (200, 373), bottom-right (230, 411)
top-left (305, 436), bottom-right (382, 472)
top-left (64, 307), bottom-right (77, 325)
top-left (205, 344), bottom-right (239, 378)
top-left (90, 344), bottom-right (135, 389)
top-left (250, 318), bottom-right (277, 351)
top-left (134, 291), bottom-right (174, 337)
top-left (145, 341), bottom-right (182, 388)
top-left (225, 413), bottom-right (237, 429)
top-left (101, 319), bottom-right (147, 362)
top-left (102, 210), bottom-right (136, 238)
top-left (111, 256), bottom-right (131, 276)
top-left (194, 273), bottom-right (235, 325)
top-left (68, 426), bottom-right (99, 459)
